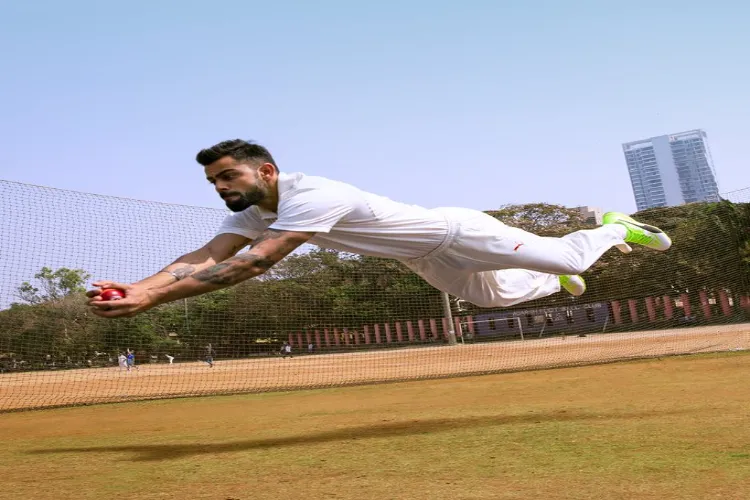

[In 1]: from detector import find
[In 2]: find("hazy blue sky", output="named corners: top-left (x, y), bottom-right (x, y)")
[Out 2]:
top-left (1, 1), bottom-right (748, 214)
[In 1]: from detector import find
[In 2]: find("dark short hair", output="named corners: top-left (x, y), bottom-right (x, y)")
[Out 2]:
top-left (195, 139), bottom-right (279, 171)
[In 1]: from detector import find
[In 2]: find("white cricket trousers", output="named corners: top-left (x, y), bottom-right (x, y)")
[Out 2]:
top-left (401, 207), bottom-right (627, 308)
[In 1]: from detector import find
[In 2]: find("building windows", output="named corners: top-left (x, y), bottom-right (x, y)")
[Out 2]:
top-left (623, 130), bottom-right (719, 210)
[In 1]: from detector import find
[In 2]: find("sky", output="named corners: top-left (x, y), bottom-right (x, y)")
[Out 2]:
top-left (1, 0), bottom-right (748, 215)
top-left (0, 180), bottom-right (225, 306)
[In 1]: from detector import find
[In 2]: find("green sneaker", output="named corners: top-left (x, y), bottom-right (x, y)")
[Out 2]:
top-left (559, 275), bottom-right (586, 296)
top-left (602, 212), bottom-right (672, 251)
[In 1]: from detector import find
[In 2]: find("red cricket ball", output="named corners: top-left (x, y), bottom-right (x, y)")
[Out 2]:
top-left (100, 289), bottom-right (125, 301)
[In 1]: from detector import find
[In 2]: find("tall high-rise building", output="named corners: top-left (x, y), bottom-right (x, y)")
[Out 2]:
top-left (622, 129), bottom-right (720, 211)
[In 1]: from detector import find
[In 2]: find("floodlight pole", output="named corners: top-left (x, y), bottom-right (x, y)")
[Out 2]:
top-left (442, 292), bottom-right (458, 345)
top-left (184, 299), bottom-right (190, 335)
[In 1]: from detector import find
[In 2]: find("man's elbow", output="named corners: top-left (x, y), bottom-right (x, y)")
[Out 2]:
top-left (239, 254), bottom-right (277, 274)
top-left (253, 258), bottom-right (277, 272)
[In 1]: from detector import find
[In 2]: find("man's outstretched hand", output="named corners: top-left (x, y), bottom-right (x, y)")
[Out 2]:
top-left (87, 281), bottom-right (162, 318)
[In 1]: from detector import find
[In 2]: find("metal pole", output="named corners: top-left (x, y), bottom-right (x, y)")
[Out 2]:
top-left (184, 299), bottom-right (190, 336)
top-left (441, 292), bottom-right (458, 345)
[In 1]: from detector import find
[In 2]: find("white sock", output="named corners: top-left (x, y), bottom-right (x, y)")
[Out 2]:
top-left (608, 223), bottom-right (628, 240)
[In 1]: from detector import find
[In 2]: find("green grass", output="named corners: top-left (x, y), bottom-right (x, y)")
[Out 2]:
top-left (2, 352), bottom-right (750, 499)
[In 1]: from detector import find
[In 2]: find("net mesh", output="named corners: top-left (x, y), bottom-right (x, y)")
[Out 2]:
top-left (1, 180), bottom-right (749, 412)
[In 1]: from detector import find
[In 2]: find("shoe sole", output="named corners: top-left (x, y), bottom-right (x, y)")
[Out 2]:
top-left (605, 213), bottom-right (671, 251)
top-left (621, 219), bottom-right (671, 250)
top-left (623, 219), bottom-right (665, 234)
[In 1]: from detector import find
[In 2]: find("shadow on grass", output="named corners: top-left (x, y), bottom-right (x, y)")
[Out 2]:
top-left (28, 407), bottom-right (691, 462)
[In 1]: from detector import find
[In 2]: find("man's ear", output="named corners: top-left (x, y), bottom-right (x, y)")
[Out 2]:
top-left (257, 162), bottom-right (277, 181)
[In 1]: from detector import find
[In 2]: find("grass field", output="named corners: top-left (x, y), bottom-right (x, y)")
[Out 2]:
top-left (2, 351), bottom-right (749, 500)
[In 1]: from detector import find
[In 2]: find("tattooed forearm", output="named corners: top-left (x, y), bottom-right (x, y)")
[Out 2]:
top-left (191, 253), bottom-right (277, 286)
top-left (189, 229), bottom-right (298, 286)
top-left (152, 229), bottom-right (313, 306)
top-left (191, 263), bottom-right (236, 285)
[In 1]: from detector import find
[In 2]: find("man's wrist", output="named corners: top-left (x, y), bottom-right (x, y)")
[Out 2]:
top-left (158, 270), bottom-right (180, 281)
top-left (159, 266), bottom-right (197, 282)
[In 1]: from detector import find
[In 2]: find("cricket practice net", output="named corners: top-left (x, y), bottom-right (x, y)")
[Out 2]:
top-left (1, 180), bottom-right (749, 412)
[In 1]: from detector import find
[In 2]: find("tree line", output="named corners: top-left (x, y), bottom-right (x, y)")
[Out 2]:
top-left (0, 201), bottom-right (748, 370)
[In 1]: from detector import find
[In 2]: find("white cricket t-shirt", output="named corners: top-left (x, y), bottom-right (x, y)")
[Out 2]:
top-left (216, 172), bottom-right (449, 260)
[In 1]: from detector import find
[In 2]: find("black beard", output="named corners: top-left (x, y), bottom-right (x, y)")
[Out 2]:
top-left (224, 186), bottom-right (267, 212)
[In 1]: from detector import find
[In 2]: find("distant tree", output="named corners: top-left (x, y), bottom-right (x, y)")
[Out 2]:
top-left (486, 203), bottom-right (593, 235)
top-left (16, 267), bottom-right (91, 305)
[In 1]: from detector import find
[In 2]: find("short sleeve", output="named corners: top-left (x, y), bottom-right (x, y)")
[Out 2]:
top-left (269, 188), bottom-right (354, 233)
top-left (215, 211), bottom-right (266, 240)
